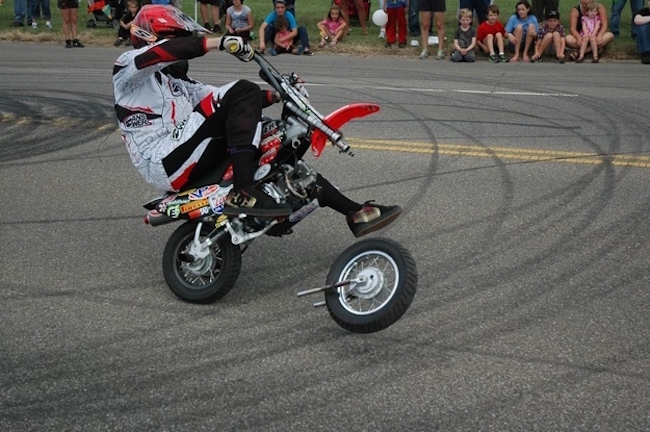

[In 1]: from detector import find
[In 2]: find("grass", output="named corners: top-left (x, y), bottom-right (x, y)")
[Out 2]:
top-left (0, 0), bottom-right (639, 59)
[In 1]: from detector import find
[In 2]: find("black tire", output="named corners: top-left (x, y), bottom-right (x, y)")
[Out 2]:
top-left (325, 238), bottom-right (417, 333)
top-left (162, 222), bottom-right (242, 304)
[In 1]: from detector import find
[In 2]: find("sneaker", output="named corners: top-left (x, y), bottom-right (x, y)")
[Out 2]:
top-left (436, 49), bottom-right (445, 60)
top-left (65, 39), bottom-right (72, 48)
top-left (113, 38), bottom-right (123, 47)
top-left (296, 45), bottom-right (304, 55)
top-left (46, 21), bottom-right (52, 30)
top-left (204, 22), bottom-right (210, 30)
top-left (72, 39), bottom-right (84, 48)
top-left (31, 22), bottom-right (37, 30)
top-left (419, 49), bottom-right (429, 59)
top-left (223, 186), bottom-right (292, 218)
top-left (411, 39), bottom-right (419, 46)
top-left (555, 56), bottom-right (565, 64)
top-left (12, 21), bottom-right (24, 27)
top-left (378, 28), bottom-right (386, 39)
top-left (398, 42), bottom-right (406, 48)
top-left (212, 24), bottom-right (222, 34)
top-left (346, 202), bottom-right (403, 238)
top-left (268, 47), bottom-right (278, 56)
top-left (384, 43), bottom-right (392, 48)
top-left (489, 53), bottom-right (497, 63)
top-left (498, 53), bottom-right (507, 63)
top-left (303, 48), bottom-right (313, 56)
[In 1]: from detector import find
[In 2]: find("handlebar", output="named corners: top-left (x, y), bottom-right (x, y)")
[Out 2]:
top-left (251, 50), bottom-right (351, 154)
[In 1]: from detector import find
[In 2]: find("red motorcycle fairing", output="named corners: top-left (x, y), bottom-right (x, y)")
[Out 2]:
top-left (310, 103), bottom-right (381, 157)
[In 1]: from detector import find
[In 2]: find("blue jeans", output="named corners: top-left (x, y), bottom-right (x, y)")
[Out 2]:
top-left (636, 23), bottom-right (650, 54)
top-left (611, 0), bottom-right (644, 38)
top-left (14, 0), bottom-right (27, 24)
top-left (31, 0), bottom-right (51, 20)
top-left (408, 0), bottom-right (420, 36)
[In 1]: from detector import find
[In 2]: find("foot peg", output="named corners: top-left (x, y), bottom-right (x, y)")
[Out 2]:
top-left (296, 277), bottom-right (365, 307)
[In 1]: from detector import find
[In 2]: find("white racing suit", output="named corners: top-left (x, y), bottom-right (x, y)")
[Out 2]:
top-left (112, 36), bottom-right (270, 192)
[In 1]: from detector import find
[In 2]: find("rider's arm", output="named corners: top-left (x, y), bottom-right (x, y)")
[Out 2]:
top-left (134, 36), bottom-right (222, 70)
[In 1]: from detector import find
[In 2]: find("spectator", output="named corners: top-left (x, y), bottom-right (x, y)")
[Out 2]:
top-left (58, 0), bottom-right (84, 48)
top-left (459, 0), bottom-right (492, 24)
top-left (384, 0), bottom-right (408, 48)
top-left (114, 0), bottom-right (139, 46)
top-left (270, 0), bottom-right (293, 16)
top-left (532, 0), bottom-right (559, 27)
top-left (611, 0), bottom-right (643, 39)
top-left (450, 7), bottom-right (477, 61)
top-left (418, 0), bottom-right (447, 59)
top-left (31, 0), bottom-right (52, 30)
top-left (407, 1), bottom-right (436, 45)
top-left (258, 0), bottom-right (312, 55)
top-left (13, 0), bottom-right (27, 26)
top-left (565, 0), bottom-right (614, 59)
top-left (532, 9), bottom-right (566, 62)
top-left (634, 0), bottom-right (650, 63)
top-left (225, 0), bottom-right (254, 42)
top-left (317, 3), bottom-right (347, 47)
top-left (198, 0), bottom-right (224, 33)
top-left (575, 0), bottom-right (601, 61)
top-left (505, 0), bottom-right (538, 62)
top-left (477, 4), bottom-right (507, 62)
top-left (269, 14), bottom-right (297, 54)
top-left (339, 0), bottom-right (369, 35)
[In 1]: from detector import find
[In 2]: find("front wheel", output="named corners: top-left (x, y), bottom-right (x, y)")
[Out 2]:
top-left (325, 238), bottom-right (417, 333)
top-left (162, 222), bottom-right (242, 304)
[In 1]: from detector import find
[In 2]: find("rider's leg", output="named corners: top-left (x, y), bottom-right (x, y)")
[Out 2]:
top-left (315, 174), bottom-right (403, 237)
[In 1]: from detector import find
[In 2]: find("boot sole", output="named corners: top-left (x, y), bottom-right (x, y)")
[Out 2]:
top-left (352, 207), bottom-right (403, 238)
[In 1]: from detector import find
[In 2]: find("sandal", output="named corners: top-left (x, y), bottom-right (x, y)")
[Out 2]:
top-left (592, 56), bottom-right (599, 63)
top-left (569, 51), bottom-right (579, 61)
top-left (318, 40), bottom-right (326, 48)
top-left (530, 54), bottom-right (540, 62)
top-left (575, 56), bottom-right (584, 63)
top-left (329, 40), bottom-right (337, 47)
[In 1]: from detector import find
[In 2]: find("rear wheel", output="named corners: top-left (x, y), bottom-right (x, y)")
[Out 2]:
top-left (162, 222), bottom-right (242, 304)
top-left (325, 238), bottom-right (417, 333)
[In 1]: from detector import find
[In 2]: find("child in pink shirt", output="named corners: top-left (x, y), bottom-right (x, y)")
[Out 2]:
top-left (317, 4), bottom-right (348, 47)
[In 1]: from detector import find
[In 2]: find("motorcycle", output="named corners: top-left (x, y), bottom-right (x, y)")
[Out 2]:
top-left (142, 47), bottom-right (417, 333)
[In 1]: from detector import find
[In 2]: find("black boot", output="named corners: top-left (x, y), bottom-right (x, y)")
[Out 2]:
top-left (224, 148), bottom-right (291, 218)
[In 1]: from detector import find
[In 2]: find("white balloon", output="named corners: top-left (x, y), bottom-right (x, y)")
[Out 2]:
top-left (372, 9), bottom-right (388, 27)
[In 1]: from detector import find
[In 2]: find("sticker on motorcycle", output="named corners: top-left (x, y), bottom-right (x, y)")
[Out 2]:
top-left (209, 185), bottom-right (232, 213)
top-left (288, 199), bottom-right (319, 223)
top-left (188, 185), bottom-right (219, 200)
top-left (180, 198), bottom-right (208, 213)
top-left (254, 164), bottom-right (271, 181)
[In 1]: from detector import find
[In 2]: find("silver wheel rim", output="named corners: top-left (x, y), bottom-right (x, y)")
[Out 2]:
top-left (175, 235), bottom-right (222, 289)
top-left (336, 250), bottom-right (399, 316)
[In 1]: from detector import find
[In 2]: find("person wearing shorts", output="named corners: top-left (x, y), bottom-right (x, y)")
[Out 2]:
top-left (418, 0), bottom-right (446, 59)
top-left (198, 0), bottom-right (226, 33)
top-left (58, 0), bottom-right (84, 48)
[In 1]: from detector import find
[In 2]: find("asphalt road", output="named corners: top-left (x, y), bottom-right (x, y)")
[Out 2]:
top-left (1, 42), bottom-right (650, 431)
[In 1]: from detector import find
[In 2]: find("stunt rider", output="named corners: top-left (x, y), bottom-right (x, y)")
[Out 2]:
top-left (113, 4), bottom-right (402, 237)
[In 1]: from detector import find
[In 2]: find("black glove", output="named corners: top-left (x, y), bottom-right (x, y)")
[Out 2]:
top-left (219, 35), bottom-right (254, 62)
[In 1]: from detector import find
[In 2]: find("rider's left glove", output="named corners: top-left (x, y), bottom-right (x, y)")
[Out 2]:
top-left (219, 35), bottom-right (254, 62)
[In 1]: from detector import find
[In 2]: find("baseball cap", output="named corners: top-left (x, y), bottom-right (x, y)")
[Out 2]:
top-left (546, 10), bottom-right (560, 20)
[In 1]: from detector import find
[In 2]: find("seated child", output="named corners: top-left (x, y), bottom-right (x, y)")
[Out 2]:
top-left (270, 15), bottom-right (297, 55)
top-left (317, 3), bottom-right (347, 47)
top-left (114, 0), bottom-right (140, 47)
top-left (532, 10), bottom-right (566, 63)
top-left (477, 4), bottom-right (507, 63)
top-left (450, 8), bottom-right (477, 62)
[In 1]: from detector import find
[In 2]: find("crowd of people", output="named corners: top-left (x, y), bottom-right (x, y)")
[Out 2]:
top-left (7, 0), bottom-right (650, 63)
